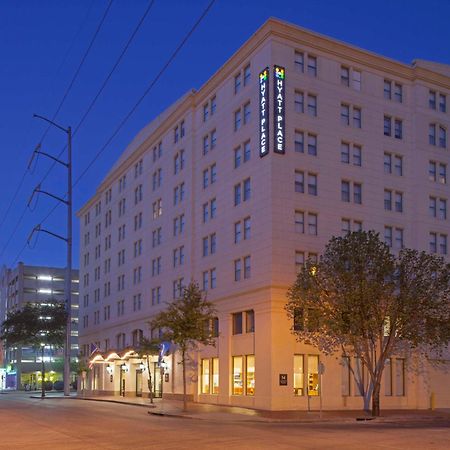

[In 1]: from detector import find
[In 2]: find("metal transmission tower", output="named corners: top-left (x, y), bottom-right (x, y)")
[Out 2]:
top-left (28, 114), bottom-right (73, 397)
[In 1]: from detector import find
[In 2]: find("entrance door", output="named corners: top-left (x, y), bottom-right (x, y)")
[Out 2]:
top-left (136, 370), bottom-right (143, 397)
top-left (152, 363), bottom-right (162, 398)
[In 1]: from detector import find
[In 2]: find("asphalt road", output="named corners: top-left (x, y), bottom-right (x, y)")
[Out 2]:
top-left (0, 392), bottom-right (449, 449)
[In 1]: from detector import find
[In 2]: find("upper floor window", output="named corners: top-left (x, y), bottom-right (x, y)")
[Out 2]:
top-left (429, 123), bottom-right (447, 148)
top-left (429, 90), bottom-right (447, 113)
top-left (384, 115), bottom-right (403, 139)
top-left (341, 66), bottom-right (361, 90)
top-left (341, 181), bottom-right (362, 204)
top-left (429, 161), bottom-right (447, 184)
top-left (152, 142), bottom-right (163, 162)
top-left (341, 142), bottom-right (362, 166)
top-left (174, 149), bottom-right (185, 174)
top-left (384, 153), bottom-right (403, 176)
top-left (384, 79), bottom-right (403, 103)
top-left (341, 104), bottom-right (361, 128)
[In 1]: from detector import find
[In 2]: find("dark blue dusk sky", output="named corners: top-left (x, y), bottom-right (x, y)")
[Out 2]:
top-left (1, 0), bottom-right (449, 270)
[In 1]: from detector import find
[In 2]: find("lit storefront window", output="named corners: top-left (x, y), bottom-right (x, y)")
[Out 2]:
top-left (307, 355), bottom-right (319, 396)
top-left (201, 359), bottom-right (210, 394)
top-left (201, 357), bottom-right (219, 395)
top-left (212, 358), bottom-right (219, 394)
top-left (293, 354), bottom-right (304, 396)
top-left (232, 356), bottom-right (243, 395)
top-left (246, 355), bottom-right (255, 395)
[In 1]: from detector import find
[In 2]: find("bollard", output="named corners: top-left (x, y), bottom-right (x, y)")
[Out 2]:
top-left (430, 392), bottom-right (436, 410)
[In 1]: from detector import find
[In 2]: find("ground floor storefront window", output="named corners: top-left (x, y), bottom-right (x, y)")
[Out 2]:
top-left (232, 355), bottom-right (254, 396)
top-left (201, 357), bottom-right (219, 394)
top-left (293, 354), bottom-right (319, 396)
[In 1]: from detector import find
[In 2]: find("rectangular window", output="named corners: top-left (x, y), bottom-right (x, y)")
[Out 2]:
top-left (243, 102), bottom-right (251, 124)
top-left (232, 356), bottom-right (243, 395)
top-left (341, 104), bottom-right (350, 126)
top-left (353, 145), bottom-right (362, 166)
top-left (439, 93), bottom-right (446, 113)
top-left (307, 94), bottom-right (317, 117)
top-left (384, 115), bottom-right (392, 136)
top-left (307, 55), bottom-right (317, 77)
top-left (307, 355), bottom-right (320, 396)
top-left (353, 107), bottom-right (361, 128)
top-left (294, 91), bottom-right (304, 113)
top-left (245, 310), bottom-right (255, 333)
top-left (341, 181), bottom-right (350, 202)
top-left (341, 142), bottom-right (350, 163)
top-left (395, 359), bottom-right (405, 396)
top-left (244, 64), bottom-right (251, 86)
top-left (246, 355), bottom-right (255, 396)
top-left (294, 51), bottom-right (304, 72)
top-left (295, 210), bottom-right (305, 233)
top-left (394, 228), bottom-right (404, 250)
top-left (234, 110), bottom-right (241, 131)
top-left (234, 184), bottom-right (241, 206)
top-left (395, 191), bottom-right (403, 212)
top-left (295, 131), bottom-right (304, 153)
top-left (244, 256), bottom-right (251, 279)
top-left (201, 359), bottom-right (210, 394)
top-left (294, 354), bottom-right (304, 396)
top-left (234, 222), bottom-right (242, 244)
top-left (430, 232), bottom-right (437, 253)
top-left (234, 259), bottom-right (242, 281)
top-left (244, 217), bottom-right (251, 239)
top-left (295, 251), bottom-right (305, 272)
top-left (429, 90), bottom-right (437, 109)
top-left (353, 183), bottom-right (362, 204)
top-left (232, 312), bottom-right (243, 335)
top-left (341, 66), bottom-right (349, 87)
top-left (234, 73), bottom-right (241, 94)
top-left (308, 213), bottom-right (318, 235)
top-left (308, 173), bottom-right (317, 196)
top-left (307, 134), bottom-right (317, 156)
top-left (384, 190), bottom-right (392, 211)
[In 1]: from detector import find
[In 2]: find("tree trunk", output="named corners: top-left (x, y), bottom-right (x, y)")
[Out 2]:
top-left (146, 357), bottom-right (153, 404)
top-left (41, 347), bottom-right (46, 399)
top-left (371, 381), bottom-right (381, 417)
top-left (182, 348), bottom-right (187, 412)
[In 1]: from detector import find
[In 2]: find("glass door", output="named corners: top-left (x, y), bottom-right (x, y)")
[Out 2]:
top-left (135, 370), bottom-right (143, 397)
top-left (152, 363), bottom-right (162, 398)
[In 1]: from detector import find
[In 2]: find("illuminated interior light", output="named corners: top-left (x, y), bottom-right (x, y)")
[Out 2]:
top-left (37, 275), bottom-right (52, 281)
top-left (38, 289), bottom-right (52, 294)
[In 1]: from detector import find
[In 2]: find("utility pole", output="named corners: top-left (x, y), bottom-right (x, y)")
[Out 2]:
top-left (28, 114), bottom-right (72, 397)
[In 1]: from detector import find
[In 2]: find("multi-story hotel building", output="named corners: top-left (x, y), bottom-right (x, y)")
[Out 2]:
top-left (77, 18), bottom-right (450, 410)
top-left (0, 263), bottom-right (79, 389)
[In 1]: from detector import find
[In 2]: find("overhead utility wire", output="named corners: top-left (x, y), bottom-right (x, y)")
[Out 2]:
top-left (0, 0), bottom-right (113, 239)
top-left (0, 0), bottom-right (155, 262)
top-left (10, 0), bottom-right (216, 266)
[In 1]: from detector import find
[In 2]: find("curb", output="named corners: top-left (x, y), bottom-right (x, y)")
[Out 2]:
top-left (77, 396), bottom-right (154, 408)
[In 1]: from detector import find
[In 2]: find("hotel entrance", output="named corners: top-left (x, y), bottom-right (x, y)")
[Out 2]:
top-left (152, 363), bottom-right (163, 398)
top-left (135, 369), bottom-right (143, 397)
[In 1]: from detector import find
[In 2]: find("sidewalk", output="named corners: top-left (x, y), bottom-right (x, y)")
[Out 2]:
top-left (73, 393), bottom-right (450, 424)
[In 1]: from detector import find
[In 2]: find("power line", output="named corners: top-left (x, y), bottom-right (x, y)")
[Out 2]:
top-left (0, 0), bottom-right (155, 262)
top-left (8, 0), bottom-right (216, 266)
top-left (74, 0), bottom-right (216, 186)
top-left (0, 0), bottom-right (113, 241)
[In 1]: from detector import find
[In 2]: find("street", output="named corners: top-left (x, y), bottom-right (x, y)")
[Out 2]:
top-left (0, 392), bottom-right (449, 449)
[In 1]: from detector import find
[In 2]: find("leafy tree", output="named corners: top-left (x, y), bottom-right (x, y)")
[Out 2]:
top-left (0, 301), bottom-right (67, 398)
top-left (136, 337), bottom-right (160, 403)
top-left (150, 282), bottom-right (217, 411)
top-left (285, 230), bottom-right (450, 416)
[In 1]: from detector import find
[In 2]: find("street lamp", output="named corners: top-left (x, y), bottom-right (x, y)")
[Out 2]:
top-left (30, 114), bottom-right (73, 397)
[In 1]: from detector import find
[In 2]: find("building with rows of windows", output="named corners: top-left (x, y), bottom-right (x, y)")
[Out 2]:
top-left (0, 263), bottom-right (79, 390)
top-left (77, 18), bottom-right (450, 410)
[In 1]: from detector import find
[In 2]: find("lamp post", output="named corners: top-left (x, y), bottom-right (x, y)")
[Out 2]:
top-left (30, 114), bottom-right (72, 397)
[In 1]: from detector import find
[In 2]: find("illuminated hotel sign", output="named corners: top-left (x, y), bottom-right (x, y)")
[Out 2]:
top-left (259, 67), bottom-right (269, 157)
top-left (273, 65), bottom-right (286, 154)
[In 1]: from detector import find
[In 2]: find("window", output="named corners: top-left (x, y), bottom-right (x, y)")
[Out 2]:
top-left (295, 251), bottom-right (305, 273)
top-left (294, 354), bottom-right (304, 396)
top-left (174, 149), bottom-right (185, 174)
top-left (341, 218), bottom-right (363, 235)
top-left (384, 190), bottom-right (392, 211)
top-left (429, 161), bottom-right (447, 184)
top-left (133, 294), bottom-right (142, 312)
top-left (244, 255), bottom-right (251, 279)
top-left (295, 211), bottom-right (305, 233)
top-left (340, 66), bottom-right (349, 87)
top-left (395, 359), bottom-right (405, 396)
top-left (152, 198), bottom-right (162, 219)
top-left (173, 213), bottom-right (185, 236)
top-left (341, 181), bottom-right (362, 204)
top-left (201, 357), bottom-right (219, 395)
top-left (152, 227), bottom-right (162, 248)
top-left (172, 278), bottom-right (184, 299)
top-left (353, 107), bottom-right (361, 128)
top-left (307, 94), bottom-right (317, 117)
top-left (294, 131), bottom-right (304, 153)
top-left (395, 191), bottom-right (403, 212)
top-left (294, 91), bottom-right (304, 113)
top-left (234, 73), bottom-right (241, 94)
top-left (234, 179), bottom-right (250, 205)
top-left (243, 102), bottom-right (251, 124)
top-left (151, 287), bottom-right (161, 305)
top-left (151, 257), bottom-right (161, 276)
top-left (341, 104), bottom-right (350, 126)
top-left (384, 79), bottom-right (403, 102)
top-left (429, 123), bottom-right (447, 148)
top-left (341, 181), bottom-right (350, 202)
top-left (384, 115), bottom-right (403, 139)
top-left (246, 355), bottom-right (255, 396)
top-left (294, 51), bottom-right (304, 72)
top-left (234, 109), bottom-right (241, 131)
top-left (246, 310), bottom-right (255, 333)
top-left (232, 356), bottom-right (243, 395)
top-left (394, 228), bottom-right (404, 249)
top-left (234, 259), bottom-right (242, 281)
top-left (430, 90), bottom-right (447, 113)
top-left (341, 142), bottom-right (362, 166)
top-left (232, 312), bottom-right (243, 334)
top-left (307, 355), bottom-right (320, 396)
top-left (307, 55), bottom-right (317, 77)
top-left (308, 213), bottom-right (318, 235)
top-left (430, 233), bottom-right (447, 254)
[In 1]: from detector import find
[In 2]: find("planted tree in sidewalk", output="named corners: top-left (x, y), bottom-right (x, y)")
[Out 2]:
top-left (285, 230), bottom-right (450, 416)
top-left (136, 337), bottom-right (160, 403)
top-left (150, 282), bottom-right (217, 411)
top-left (0, 301), bottom-right (67, 398)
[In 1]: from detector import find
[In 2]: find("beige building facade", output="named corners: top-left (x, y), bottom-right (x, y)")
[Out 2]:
top-left (77, 18), bottom-right (450, 410)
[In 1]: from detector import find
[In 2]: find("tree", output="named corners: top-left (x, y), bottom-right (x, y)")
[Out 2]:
top-left (136, 337), bottom-right (160, 403)
top-left (0, 301), bottom-right (68, 398)
top-left (150, 282), bottom-right (217, 411)
top-left (285, 230), bottom-right (450, 416)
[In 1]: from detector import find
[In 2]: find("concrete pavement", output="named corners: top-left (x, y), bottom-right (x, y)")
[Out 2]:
top-left (39, 391), bottom-right (450, 424)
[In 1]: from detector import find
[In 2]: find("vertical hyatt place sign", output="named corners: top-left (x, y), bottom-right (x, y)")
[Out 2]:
top-left (259, 65), bottom-right (286, 157)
